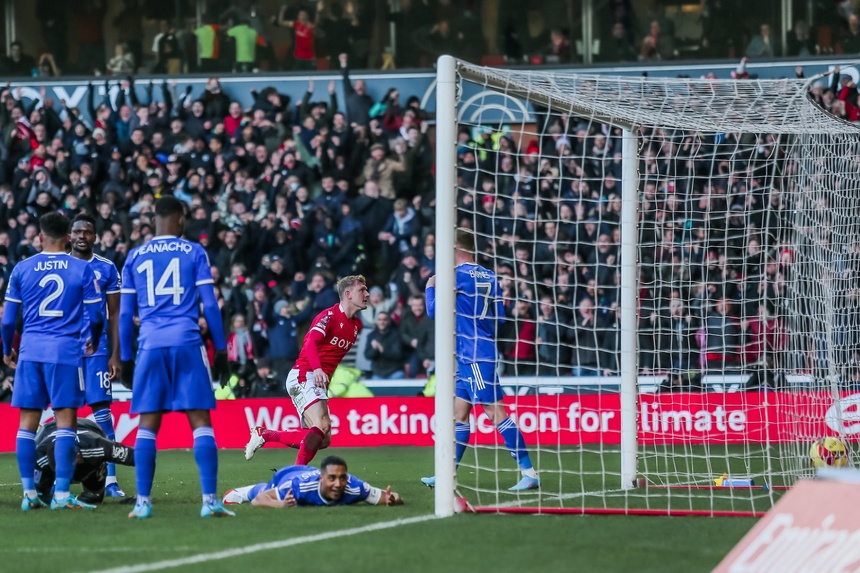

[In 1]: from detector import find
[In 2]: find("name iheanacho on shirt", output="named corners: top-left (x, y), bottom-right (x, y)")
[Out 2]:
top-left (137, 241), bottom-right (194, 256)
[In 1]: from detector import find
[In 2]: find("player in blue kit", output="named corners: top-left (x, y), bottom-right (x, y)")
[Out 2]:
top-left (2, 212), bottom-right (105, 511)
top-left (222, 455), bottom-right (404, 508)
top-left (119, 196), bottom-right (232, 519)
top-left (422, 229), bottom-right (539, 491)
top-left (70, 213), bottom-right (126, 498)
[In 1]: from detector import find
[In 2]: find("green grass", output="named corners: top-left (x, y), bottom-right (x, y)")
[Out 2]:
top-left (0, 447), bottom-right (759, 573)
top-left (458, 443), bottom-right (788, 514)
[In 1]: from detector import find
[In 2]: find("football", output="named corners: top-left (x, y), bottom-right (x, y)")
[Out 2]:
top-left (809, 437), bottom-right (849, 468)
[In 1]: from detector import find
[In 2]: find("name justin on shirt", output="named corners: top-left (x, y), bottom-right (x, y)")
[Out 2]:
top-left (34, 260), bottom-right (68, 272)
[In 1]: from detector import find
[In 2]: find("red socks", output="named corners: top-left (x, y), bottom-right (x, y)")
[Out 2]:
top-left (261, 429), bottom-right (304, 449)
top-left (295, 427), bottom-right (326, 465)
top-left (260, 427), bottom-right (326, 464)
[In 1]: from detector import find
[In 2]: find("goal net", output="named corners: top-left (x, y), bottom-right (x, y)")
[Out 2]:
top-left (432, 57), bottom-right (860, 517)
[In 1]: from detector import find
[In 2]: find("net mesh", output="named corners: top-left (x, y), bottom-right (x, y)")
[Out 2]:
top-left (445, 61), bottom-right (860, 514)
top-left (778, 127), bottom-right (860, 479)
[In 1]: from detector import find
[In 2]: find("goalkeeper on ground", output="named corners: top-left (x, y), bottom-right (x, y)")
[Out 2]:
top-left (35, 418), bottom-right (135, 505)
top-left (421, 229), bottom-right (539, 491)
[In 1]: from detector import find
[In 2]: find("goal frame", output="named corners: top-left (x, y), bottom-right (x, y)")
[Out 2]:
top-left (433, 55), bottom-right (641, 516)
top-left (433, 55), bottom-right (860, 517)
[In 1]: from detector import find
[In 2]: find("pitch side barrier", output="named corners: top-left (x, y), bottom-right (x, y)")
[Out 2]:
top-left (0, 390), bottom-right (855, 451)
top-left (2, 58), bottom-right (855, 125)
top-left (107, 373), bottom-right (818, 402)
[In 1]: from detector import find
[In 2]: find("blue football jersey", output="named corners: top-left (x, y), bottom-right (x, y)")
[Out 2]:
top-left (266, 465), bottom-right (378, 506)
top-left (120, 236), bottom-right (214, 350)
top-left (5, 252), bottom-right (102, 366)
top-left (426, 262), bottom-right (504, 364)
top-left (80, 254), bottom-right (120, 356)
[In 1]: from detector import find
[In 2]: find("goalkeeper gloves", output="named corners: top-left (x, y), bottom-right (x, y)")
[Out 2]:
top-left (213, 350), bottom-right (230, 388)
top-left (120, 360), bottom-right (135, 390)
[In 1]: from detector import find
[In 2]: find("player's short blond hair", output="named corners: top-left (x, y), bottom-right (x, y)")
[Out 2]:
top-left (456, 228), bottom-right (476, 253)
top-left (336, 274), bottom-right (366, 299)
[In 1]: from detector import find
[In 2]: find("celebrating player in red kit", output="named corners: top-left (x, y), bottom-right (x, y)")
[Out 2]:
top-left (244, 275), bottom-right (369, 464)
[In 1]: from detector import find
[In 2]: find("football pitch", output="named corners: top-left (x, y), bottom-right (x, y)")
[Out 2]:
top-left (0, 447), bottom-right (758, 573)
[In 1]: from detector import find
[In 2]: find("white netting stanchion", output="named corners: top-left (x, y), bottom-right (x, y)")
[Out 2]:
top-left (434, 56), bottom-right (860, 517)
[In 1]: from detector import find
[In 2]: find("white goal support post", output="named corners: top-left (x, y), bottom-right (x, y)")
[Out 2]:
top-left (434, 55), bottom-right (860, 518)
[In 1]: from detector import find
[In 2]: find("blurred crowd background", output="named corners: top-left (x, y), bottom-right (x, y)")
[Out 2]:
top-left (0, 0), bottom-right (855, 77)
top-left (0, 0), bottom-right (857, 401)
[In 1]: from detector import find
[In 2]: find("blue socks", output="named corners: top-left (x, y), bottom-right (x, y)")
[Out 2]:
top-left (134, 426), bottom-right (219, 506)
top-left (53, 428), bottom-right (78, 498)
top-left (454, 422), bottom-right (470, 465)
top-left (193, 426), bottom-right (218, 504)
top-left (16, 429), bottom-right (36, 496)
top-left (134, 428), bottom-right (157, 500)
top-left (497, 418), bottom-right (534, 472)
top-left (92, 409), bottom-right (117, 480)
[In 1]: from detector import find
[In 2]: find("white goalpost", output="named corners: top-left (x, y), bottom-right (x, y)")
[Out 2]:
top-left (434, 55), bottom-right (457, 518)
top-left (434, 55), bottom-right (860, 517)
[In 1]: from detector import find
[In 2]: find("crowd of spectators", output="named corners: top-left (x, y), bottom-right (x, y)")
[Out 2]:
top-left (0, 51), bottom-right (440, 399)
top-left (0, 49), bottom-right (856, 400)
top-left (9, 0), bottom-right (860, 78)
top-left (1, 0), bottom-right (375, 77)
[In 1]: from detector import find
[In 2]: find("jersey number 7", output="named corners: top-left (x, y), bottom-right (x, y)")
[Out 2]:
top-left (476, 281), bottom-right (491, 320)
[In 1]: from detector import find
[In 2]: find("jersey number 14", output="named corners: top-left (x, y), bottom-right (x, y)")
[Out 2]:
top-left (137, 258), bottom-right (185, 306)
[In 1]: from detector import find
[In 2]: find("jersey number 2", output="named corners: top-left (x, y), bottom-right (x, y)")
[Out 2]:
top-left (137, 258), bottom-right (185, 306)
top-left (38, 274), bottom-right (64, 317)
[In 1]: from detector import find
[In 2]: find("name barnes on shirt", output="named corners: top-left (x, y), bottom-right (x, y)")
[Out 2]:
top-left (466, 267), bottom-right (493, 280)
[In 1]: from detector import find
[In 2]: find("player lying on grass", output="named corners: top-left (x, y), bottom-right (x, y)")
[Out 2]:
top-left (422, 229), bottom-right (539, 491)
top-left (35, 418), bottom-right (134, 506)
top-left (244, 275), bottom-right (369, 465)
top-left (223, 455), bottom-right (404, 508)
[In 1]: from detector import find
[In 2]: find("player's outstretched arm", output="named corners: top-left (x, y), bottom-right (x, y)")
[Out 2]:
top-left (84, 304), bottom-right (105, 355)
top-left (362, 479), bottom-right (404, 506)
top-left (250, 488), bottom-right (297, 508)
top-left (118, 292), bottom-right (137, 388)
top-left (199, 284), bottom-right (230, 387)
top-left (83, 265), bottom-right (105, 347)
top-left (1, 300), bottom-right (19, 368)
top-left (199, 284), bottom-right (226, 351)
top-left (98, 436), bottom-right (135, 467)
top-left (377, 486), bottom-right (404, 506)
top-left (425, 275), bottom-right (436, 319)
top-left (301, 327), bottom-right (329, 387)
top-left (106, 291), bottom-right (121, 379)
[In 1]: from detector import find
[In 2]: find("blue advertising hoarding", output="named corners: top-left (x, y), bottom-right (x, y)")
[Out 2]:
top-left (4, 57), bottom-right (852, 126)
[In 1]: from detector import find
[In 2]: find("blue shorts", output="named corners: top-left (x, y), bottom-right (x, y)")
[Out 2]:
top-left (83, 354), bottom-right (112, 406)
top-left (131, 345), bottom-right (215, 414)
top-left (455, 362), bottom-right (504, 405)
top-left (11, 360), bottom-right (85, 410)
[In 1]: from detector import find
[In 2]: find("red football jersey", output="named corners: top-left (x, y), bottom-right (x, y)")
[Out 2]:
top-left (295, 303), bottom-right (363, 381)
